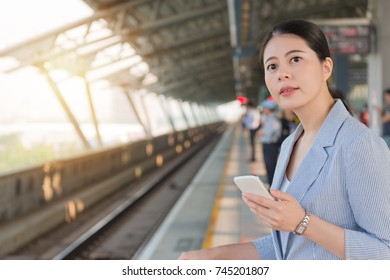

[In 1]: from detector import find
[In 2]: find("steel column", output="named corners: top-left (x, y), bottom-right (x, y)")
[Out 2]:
top-left (84, 77), bottom-right (103, 146)
top-left (123, 89), bottom-right (152, 139)
top-left (39, 66), bottom-right (91, 149)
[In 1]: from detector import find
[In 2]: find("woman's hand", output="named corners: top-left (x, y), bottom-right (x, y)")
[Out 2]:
top-left (242, 189), bottom-right (305, 232)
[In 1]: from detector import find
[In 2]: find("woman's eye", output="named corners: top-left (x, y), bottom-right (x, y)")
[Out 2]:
top-left (266, 64), bottom-right (277, 71)
top-left (290, 57), bottom-right (301, 63)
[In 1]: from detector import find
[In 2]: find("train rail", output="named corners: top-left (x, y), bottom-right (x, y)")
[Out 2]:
top-left (6, 128), bottom-right (223, 259)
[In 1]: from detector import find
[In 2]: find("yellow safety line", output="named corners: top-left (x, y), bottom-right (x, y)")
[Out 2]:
top-left (202, 124), bottom-right (237, 248)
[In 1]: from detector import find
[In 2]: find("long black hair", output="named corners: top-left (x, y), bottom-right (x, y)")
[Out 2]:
top-left (259, 19), bottom-right (351, 113)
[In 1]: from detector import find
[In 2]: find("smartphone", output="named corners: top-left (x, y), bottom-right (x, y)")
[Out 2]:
top-left (233, 175), bottom-right (275, 200)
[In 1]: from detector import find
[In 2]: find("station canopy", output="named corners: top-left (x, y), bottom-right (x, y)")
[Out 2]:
top-left (0, 0), bottom-right (368, 105)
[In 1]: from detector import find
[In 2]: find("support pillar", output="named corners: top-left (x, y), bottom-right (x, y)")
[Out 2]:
top-left (123, 89), bottom-right (152, 139)
top-left (158, 95), bottom-right (176, 132)
top-left (368, 0), bottom-right (390, 135)
top-left (40, 66), bottom-right (90, 149)
top-left (178, 100), bottom-right (191, 129)
top-left (333, 54), bottom-right (349, 97)
top-left (84, 77), bottom-right (102, 147)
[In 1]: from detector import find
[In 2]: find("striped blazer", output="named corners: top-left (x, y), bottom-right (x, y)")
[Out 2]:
top-left (252, 100), bottom-right (390, 259)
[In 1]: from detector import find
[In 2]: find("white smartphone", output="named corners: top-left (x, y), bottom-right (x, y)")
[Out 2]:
top-left (233, 175), bottom-right (275, 200)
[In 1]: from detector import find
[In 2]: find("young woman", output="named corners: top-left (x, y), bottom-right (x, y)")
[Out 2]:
top-left (178, 19), bottom-right (390, 260)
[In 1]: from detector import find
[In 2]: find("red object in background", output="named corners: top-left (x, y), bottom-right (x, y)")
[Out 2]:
top-left (236, 96), bottom-right (248, 104)
top-left (359, 110), bottom-right (369, 126)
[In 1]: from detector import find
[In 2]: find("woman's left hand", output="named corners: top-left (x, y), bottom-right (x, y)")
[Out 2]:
top-left (242, 189), bottom-right (305, 232)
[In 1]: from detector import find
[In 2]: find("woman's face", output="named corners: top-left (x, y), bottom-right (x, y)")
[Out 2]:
top-left (263, 34), bottom-right (332, 111)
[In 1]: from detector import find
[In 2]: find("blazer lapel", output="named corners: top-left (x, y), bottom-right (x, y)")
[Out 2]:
top-left (286, 140), bottom-right (328, 202)
top-left (286, 100), bottom-right (349, 202)
top-left (276, 100), bottom-right (350, 258)
top-left (270, 125), bottom-right (303, 259)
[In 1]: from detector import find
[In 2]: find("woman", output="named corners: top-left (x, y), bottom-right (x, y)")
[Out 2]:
top-left (179, 19), bottom-right (390, 260)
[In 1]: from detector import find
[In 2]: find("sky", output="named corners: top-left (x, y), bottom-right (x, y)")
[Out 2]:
top-left (0, 0), bottom-right (164, 125)
top-left (0, 0), bottom-right (102, 123)
top-left (0, 0), bottom-right (93, 51)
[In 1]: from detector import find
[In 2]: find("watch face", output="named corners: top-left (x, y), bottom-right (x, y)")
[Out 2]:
top-left (294, 211), bottom-right (310, 235)
top-left (296, 225), bottom-right (305, 235)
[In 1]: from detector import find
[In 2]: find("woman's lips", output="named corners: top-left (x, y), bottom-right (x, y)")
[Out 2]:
top-left (279, 86), bottom-right (298, 97)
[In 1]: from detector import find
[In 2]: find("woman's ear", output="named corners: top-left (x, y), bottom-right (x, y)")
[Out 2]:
top-left (322, 57), bottom-right (333, 82)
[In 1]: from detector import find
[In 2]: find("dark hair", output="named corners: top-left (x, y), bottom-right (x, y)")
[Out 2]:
top-left (259, 19), bottom-right (329, 65)
top-left (259, 19), bottom-right (351, 113)
top-left (385, 88), bottom-right (390, 94)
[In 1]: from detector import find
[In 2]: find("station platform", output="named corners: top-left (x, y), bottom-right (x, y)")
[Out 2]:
top-left (136, 123), bottom-right (271, 260)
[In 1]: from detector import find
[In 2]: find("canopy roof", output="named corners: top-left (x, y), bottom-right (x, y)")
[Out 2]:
top-left (0, 0), bottom-right (368, 104)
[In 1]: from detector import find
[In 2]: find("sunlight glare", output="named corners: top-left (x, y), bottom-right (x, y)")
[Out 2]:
top-left (0, 0), bottom-right (93, 51)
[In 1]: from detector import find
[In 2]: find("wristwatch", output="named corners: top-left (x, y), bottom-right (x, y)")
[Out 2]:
top-left (293, 210), bottom-right (311, 235)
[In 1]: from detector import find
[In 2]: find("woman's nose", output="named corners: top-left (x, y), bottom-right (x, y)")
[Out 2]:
top-left (278, 75), bottom-right (290, 81)
top-left (277, 67), bottom-right (291, 80)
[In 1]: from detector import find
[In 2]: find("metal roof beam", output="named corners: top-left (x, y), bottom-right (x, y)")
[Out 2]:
top-left (157, 66), bottom-right (233, 96)
top-left (152, 49), bottom-right (232, 83)
top-left (129, 26), bottom-right (229, 57)
top-left (126, 2), bottom-right (227, 35)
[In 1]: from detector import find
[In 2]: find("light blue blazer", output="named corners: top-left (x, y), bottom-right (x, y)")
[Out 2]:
top-left (252, 100), bottom-right (390, 259)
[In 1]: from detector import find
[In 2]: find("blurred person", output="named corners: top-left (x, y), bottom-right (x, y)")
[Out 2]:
top-left (359, 103), bottom-right (369, 126)
top-left (179, 19), bottom-right (390, 260)
top-left (259, 98), bottom-right (281, 184)
top-left (243, 101), bottom-right (261, 161)
top-left (279, 109), bottom-right (298, 146)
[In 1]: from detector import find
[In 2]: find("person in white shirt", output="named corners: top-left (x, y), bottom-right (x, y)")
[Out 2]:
top-left (259, 98), bottom-right (281, 184)
top-left (243, 101), bottom-right (261, 162)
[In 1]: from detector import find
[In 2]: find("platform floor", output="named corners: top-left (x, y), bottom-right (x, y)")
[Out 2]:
top-left (136, 123), bottom-right (271, 260)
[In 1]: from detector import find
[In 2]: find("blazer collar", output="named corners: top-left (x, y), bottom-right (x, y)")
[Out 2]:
top-left (271, 99), bottom-right (350, 258)
top-left (272, 99), bottom-right (350, 192)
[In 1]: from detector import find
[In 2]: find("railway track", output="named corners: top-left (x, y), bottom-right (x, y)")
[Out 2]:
top-left (8, 131), bottom-right (222, 260)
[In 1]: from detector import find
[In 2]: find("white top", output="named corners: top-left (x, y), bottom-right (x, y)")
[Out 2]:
top-left (243, 108), bottom-right (261, 130)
